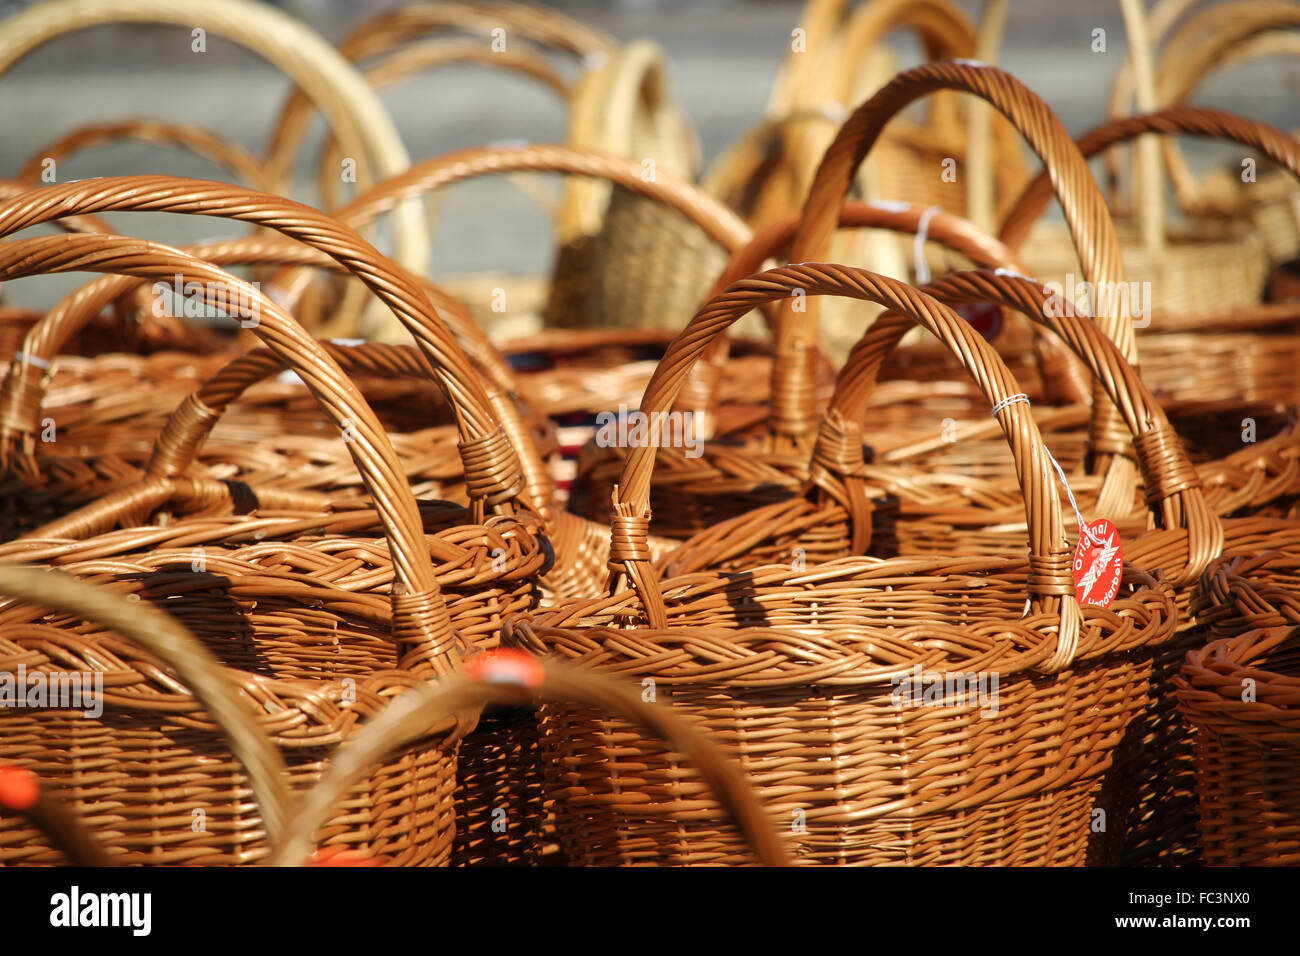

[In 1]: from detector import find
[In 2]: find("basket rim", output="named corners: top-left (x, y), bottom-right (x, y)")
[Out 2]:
top-left (509, 553), bottom-right (1175, 688)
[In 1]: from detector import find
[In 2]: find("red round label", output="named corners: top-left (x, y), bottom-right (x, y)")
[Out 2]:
top-left (1073, 518), bottom-right (1123, 607)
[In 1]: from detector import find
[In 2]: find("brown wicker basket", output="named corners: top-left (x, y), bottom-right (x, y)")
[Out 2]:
top-left (0, 233), bottom-right (531, 865)
top-left (574, 61), bottom-right (1156, 541)
top-left (1176, 541), bottom-right (1300, 866)
top-left (570, 199), bottom-right (1051, 540)
top-left (311, 142), bottom-right (777, 507)
top-left (0, 233), bottom-right (557, 534)
top-left (0, 178), bottom-right (547, 539)
top-left (1000, 107), bottom-right (1300, 406)
top-left (1006, 0), bottom-right (1274, 339)
top-left (506, 262), bottom-right (1178, 866)
top-left (0, 564), bottom-right (294, 865)
top-left (1147, 1), bottom-right (1300, 265)
top-left (545, 41), bottom-right (704, 334)
top-left (270, 652), bottom-right (790, 867)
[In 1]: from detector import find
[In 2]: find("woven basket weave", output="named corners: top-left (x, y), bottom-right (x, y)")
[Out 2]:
top-left (0, 564), bottom-right (295, 866)
top-left (507, 263), bottom-right (1177, 866)
top-left (0, 233), bottom-right (525, 864)
top-left (1176, 542), bottom-right (1300, 866)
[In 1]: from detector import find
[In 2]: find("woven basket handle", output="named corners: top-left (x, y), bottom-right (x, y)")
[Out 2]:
top-left (17, 118), bottom-right (274, 192)
top-left (38, 340), bottom-right (517, 538)
top-left (999, 107), bottom-right (1300, 252)
top-left (267, 652), bottom-right (791, 867)
top-left (778, 63), bottom-right (1137, 461)
top-left (0, 176), bottom-right (529, 520)
top-left (0, 0), bottom-right (428, 314)
top-left (837, 0), bottom-right (978, 174)
top-left (0, 179), bottom-right (108, 235)
top-left (265, 0), bottom-right (612, 187)
top-left (300, 143), bottom-right (748, 297)
top-left (821, 268), bottom-right (1224, 586)
top-left (297, 142), bottom-right (751, 425)
top-left (0, 234), bottom-right (459, 673)
top-left (3, 234), bottom-right (556, 523)
top-left (682, 198), bottom-right (1034, 429)
top-left (1102, 0), bottom-right (1217, 204)
top-left (12, 119), bottom-right (275, 335)
top-left (1153, 3), bottom-right (1300, 209)
top-left (135, 340), bottom-right (554, 532)
top-left (0, 564), bottom-right (294, 854)
top-left (611, 263), bottom-right (1082, 670)
top-left (272, 144), bottom-right (748, 469)
top-left (314, 39), bottom-right (573, 215)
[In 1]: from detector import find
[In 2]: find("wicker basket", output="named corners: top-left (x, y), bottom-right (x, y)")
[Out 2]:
top-left (574, 61), bottom-right (1156, 540)
top-left (0, 231), bottom-right (557, 526)
top-left (269, 652), bottom-right (789, 867)
top-left (571, 199), bottom-right (1055, 540)
top-left (0, 178), bottom-right (549, 539)
top-left (505, 263), bottom-right (1178, 866)
top-left (0, 564), bottom-right (295, 865)
top-left (709, 0), bottom-right (1026, 363)
top-left (0, 233), bottom-right (538, 864)
top-left (999, 106), bottom-right (1300, 405)
top-left (1176, 542), bottom-right (1300, 866)
top-left (544, 41), bottom-right (706, 334)
top-left (1005, 0), bottom-right (1274, 340)
top-left (314, 142), bottom-right (785, 502)
top-left (1146, 1), bottom-right (1300, 264)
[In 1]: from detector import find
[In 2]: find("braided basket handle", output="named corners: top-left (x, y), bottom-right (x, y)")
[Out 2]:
top-left (312, 143), bottom-right (752, 427)
top-left (17, 118), bottom-right (274, 192)
top-left (0, 176), bottom-right (528, 519)
top-left (837, 0), bottom-right (977, 144)
top-left (326, 143), bottom-right (748, 266)
top-left (612, 263), bottom-right (1082, 671)
top-left (778, 63), bottom-right (1137, 481)
top-left (0, 564), bottom-right (294, 854)
top-left (315, 38), bottom-right (573, 215)
top-left (0, 235), bottom-right (458, 672)
top-left (1154, 3), bottom-right (1300, 210)
top-left (136, 340), bottom-right (552, 532)
top-left (8, 234), bottom-right (555, 521)
top-left (0, 179), bottom-right (109, 235)
top-left (267, 651), bottom-right (791, 867)
top-left (0, 0), bottom-right (428, 313)
top-left (999, 107), bottom-right (1300, 252)
top-left (37, 340), bottom-right (525, 539)
top-left (822, 268), bottom-right (1224, 586)
top-left (265, 0), bottom-right (613, 186)
top-left (682, 198), bottom-right (1032, 429)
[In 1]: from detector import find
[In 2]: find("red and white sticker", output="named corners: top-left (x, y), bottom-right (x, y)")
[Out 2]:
top-left (1073, 518), bottom-right (1123, 607)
